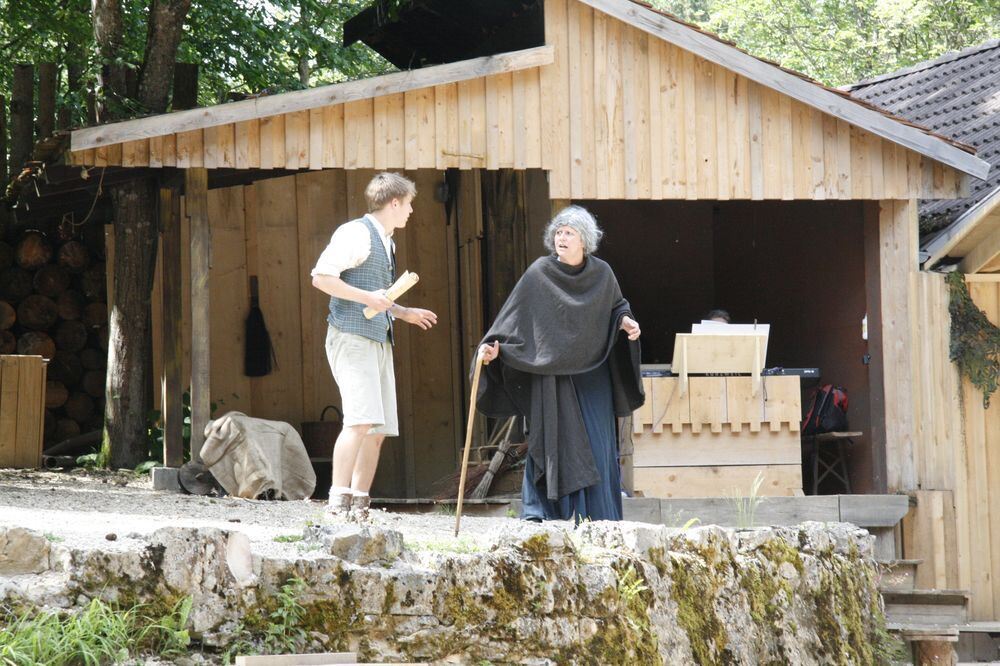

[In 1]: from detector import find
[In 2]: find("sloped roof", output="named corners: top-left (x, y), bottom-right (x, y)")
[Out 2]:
top-left (846, 40), bottom-right (1000, 227)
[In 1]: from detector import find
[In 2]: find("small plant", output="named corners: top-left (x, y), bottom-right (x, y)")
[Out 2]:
top-left (273, 534), bottom-right (304, 543)
top-left (727, 472), bottom-right (766, 529)
top-left (617, 563), bottom-right (658, 656)
top-left (506, 508), bottom-right (517, 518)
top-left (43, 533), bottom-right (64, 543)
top-left (406, 537), bottom-right (484, 554)
top-left (434, 503), bottom-right (456, 516)
top-left (663, 509), bottom-right (701, 529)
top-left (224, 577), bottom-right (308, 663)
top-left (76, 452), bottom-right (101, 469)
top-left (134, 460), bottom-right (159, 475)
top-left (146, 391), bottom-right (231, 463)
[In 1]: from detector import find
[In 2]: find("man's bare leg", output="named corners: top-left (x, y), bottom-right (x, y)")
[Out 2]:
top-left (331, 424), bottom-right (371, 489)
top-left (350, 434), bottom-right (386, 493)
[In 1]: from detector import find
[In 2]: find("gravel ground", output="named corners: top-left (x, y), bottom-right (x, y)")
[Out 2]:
top-left (0, 468), bottom-right (546, 558)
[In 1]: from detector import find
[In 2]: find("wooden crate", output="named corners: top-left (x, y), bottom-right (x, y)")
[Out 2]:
top-left (0, 355), bottom-right (47, 468)
top-left (630, 374), bottom-right (802, 498)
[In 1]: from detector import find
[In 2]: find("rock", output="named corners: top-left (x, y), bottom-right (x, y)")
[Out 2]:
top-left (305, 524), bottom-right (404, 565)
top-left (0, 527), bottom-right (52, 575)
top-left (0, 520), bottom-right (888, 664)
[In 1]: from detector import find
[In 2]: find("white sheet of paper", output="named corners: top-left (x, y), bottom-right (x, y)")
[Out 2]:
top-left (692, 322), bottom-right (770, 337)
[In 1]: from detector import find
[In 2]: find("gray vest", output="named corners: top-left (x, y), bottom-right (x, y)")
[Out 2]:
top-left (327, 216), bottom-right (394, 343)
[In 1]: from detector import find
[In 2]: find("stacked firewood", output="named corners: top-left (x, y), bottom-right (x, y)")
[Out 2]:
top-left (0, 226), bottom-right (107, 444)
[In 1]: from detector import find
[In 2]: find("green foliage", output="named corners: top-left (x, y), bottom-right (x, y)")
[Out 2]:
top-left (145, 391), bottom-right (227, 464)
top-left (0, 596), bottom-right (192, 666)
top-left (947, 271), bottom-right (1000, 408)
top-left (651, 0), bottom-right (1000, 86)
top-left (0, 0), bottom-right (390, 130)
top-left (75, 452), bottom-right (101, 469)
top-left (224, 577), bottom-right (309, 663)
top-left (273, 533), bottom-right (304, 543)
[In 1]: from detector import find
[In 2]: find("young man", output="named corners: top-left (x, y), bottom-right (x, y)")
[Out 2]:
top-left (311, 172), bottom-right (437, 515)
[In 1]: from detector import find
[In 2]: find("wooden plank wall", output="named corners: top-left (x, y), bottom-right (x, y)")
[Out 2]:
top-left (151, 170), bottom-right (461, 497)
top-left (902, 275), bottom-right (1000, 621)
top-left (958, 277), bottom-right (1000, 620)
top-left (0, 355), bottom-right (46, 468)
top-left (68, 0), bottom-right (965, 201)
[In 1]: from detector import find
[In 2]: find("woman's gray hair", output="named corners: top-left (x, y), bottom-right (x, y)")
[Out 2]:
top-left (543, 205), bottom-right (604, 255)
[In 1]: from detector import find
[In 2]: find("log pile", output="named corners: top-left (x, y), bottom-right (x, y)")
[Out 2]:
top-left (0, 227), bottom-right (107, 445)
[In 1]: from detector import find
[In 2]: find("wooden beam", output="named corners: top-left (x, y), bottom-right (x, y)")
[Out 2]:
top-left (160, 186), bottom-right (184, 467)
top-left (863, 201), bottom-right (888, 493)
top-left (574, 0), bottom-right (989, 180)
top-left (72, 46), bottom-right (555, 152)
top-left (186, 168), bottom-right (210, 461)
top-left (959, 213), bottom-right (1000, 274)
top-left (879, 199), bottom-right (919, 492)
top-left (924, 185), bottom-right (1000, 268)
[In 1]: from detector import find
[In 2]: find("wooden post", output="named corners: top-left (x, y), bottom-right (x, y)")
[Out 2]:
top-left (879, 199), bottom-right (918, 492)
top-left (550, 198), bottom-right (571, 217)
top-left (37, 63), bottom-right (57, 140)
top-left (863, 201), bottom-right (888, 493)
top-left (160, 186), bottom-right (184, 467)
top-left (172, 63), bottom-right (199, 111)
top-left (186, 168), bottom-right (210, 461)
top-left (59, 64), bottom-right (82, 130)
top-left (915, 639), bottom-right (957, 665)
top-left (10, 64), bottom-right (34, 173)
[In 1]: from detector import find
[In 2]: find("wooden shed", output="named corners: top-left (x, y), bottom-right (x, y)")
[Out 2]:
top-left (848, 41), bottom-right (1000, 635)
top-left (65, 0), bottom-right (989, 506)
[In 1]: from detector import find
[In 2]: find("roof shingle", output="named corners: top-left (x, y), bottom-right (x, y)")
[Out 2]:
top-left (846, 40), bottom-right (1000, 228)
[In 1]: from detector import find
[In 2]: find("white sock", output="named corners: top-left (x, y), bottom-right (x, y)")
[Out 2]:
top-left (330, 486), bottom-right (353, 496)
top-left (353, 490), bottom-right (369, 498)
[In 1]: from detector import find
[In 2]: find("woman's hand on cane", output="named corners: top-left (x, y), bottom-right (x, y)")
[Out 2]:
top-left (479, 341), bottom-right (500, 365)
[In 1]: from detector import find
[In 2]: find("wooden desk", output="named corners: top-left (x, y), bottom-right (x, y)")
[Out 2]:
top-left (630, 375), bottom-right (802, 498)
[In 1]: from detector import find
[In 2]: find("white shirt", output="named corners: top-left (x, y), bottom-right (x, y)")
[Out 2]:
top-left (311, 214), bottom-right (394, 278)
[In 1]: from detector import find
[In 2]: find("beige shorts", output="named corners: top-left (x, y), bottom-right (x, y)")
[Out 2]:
top-left (325, 326), bottom-right (398, 437)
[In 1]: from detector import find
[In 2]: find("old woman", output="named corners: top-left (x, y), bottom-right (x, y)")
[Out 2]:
top-left (475, 205), bottom-right (644, 522)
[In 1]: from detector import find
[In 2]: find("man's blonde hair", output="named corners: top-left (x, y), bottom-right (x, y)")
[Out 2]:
top-left (365, 172), bottom-right (417, 212)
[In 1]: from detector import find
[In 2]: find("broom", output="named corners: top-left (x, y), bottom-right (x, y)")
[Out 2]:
top-left (245, 275), bottom-right (277, 377)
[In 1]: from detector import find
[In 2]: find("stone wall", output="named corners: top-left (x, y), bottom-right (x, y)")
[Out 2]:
top-left (0, 520), bottom-right (893, 664)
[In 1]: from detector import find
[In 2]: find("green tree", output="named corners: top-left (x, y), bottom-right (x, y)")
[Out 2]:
top-left (1, 0), bottom-right (388, 467)
top-left (652, 0), bottom-right (1000, 86)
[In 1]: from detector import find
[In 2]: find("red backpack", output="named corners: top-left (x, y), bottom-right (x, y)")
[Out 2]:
top-left (802, 384), bottom-right (848, 435)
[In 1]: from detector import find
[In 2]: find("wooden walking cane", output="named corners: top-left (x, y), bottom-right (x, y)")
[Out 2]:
top-left (455, 347), bottom-right (486, 537)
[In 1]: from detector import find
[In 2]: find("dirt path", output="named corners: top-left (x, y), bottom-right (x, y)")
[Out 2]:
top-left (0, 468), bottom-right (544, 558)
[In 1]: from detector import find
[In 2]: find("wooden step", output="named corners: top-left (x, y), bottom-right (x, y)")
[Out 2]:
top-left (877, 558), bottom-right (923, 593)
top-left (884, 589), bottom-right (970, 626)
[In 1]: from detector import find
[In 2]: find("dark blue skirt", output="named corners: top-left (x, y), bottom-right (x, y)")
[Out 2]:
top-left (520, 362), bottom-right (623, 523)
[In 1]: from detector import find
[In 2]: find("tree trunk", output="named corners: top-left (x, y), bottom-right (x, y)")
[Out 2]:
top-left (138, 0), bottom-right (192, 112)
top-left (93, 0), bottom-right (191, 469)
top-left (37, 63), bottom-right (57, 139)
top-left (103, 178), bottom-right (158, 468)
top-left (10, 64), bottom-right (34, 172)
